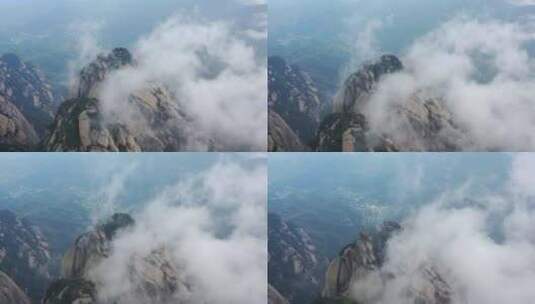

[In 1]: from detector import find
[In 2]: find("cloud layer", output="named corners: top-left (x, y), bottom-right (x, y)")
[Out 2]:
top-left (357, 17), bottom-right (535, 150)
top-left (350, 153), bottom-right (535, 303)
top-left (88, 158), bottom-right (267, 304)
top-left (71, 10), bottom-right (267, 151)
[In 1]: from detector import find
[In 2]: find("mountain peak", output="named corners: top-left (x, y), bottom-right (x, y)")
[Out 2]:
top-left (337, 54), bottom-right (403, 114)
top-left (98, 213), bottom-right (135, 240)
top-left (77, 48), bottom-right (134, 99)
top-left (111, 47), bottom-right (133, 66)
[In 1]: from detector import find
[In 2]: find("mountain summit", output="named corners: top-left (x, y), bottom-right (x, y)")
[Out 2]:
top-left (44, 48), bottom-right (199, 152)
top-left (44, 213), bottom-right (189, 304)
top-left (317, 55), bottom-right (461, 152)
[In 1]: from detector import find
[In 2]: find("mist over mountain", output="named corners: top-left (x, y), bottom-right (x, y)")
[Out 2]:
top-left (268, 153), bottom-right (535, 304)
top-left (0, 0), bottom-right (267, 151)
top-left (0, 153), bottom-right (267, 303)
top-left (269, 0), bottom-right (535, 151)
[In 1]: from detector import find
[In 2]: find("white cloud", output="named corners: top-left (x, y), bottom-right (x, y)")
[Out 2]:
top-left (350, 153), bottom-right (535, 304)
top-left (89, 159), bottom-right (267, 304)
top-left (71, 13), bottom-right (267, 151)
top-left (363, 17), bottom-right (535, 151)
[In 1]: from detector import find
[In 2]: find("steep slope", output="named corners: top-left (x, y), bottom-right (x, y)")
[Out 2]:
top-left (0, 271), bottom-right (31, 304)
top-left (0, 210), bottom-right (51, 302)
top-left (268, 213), bottom-right (327, 304)
top-left (268, 110), bottom-right (306, 151)
top-left (45, 213), bottom-right (189, 304)
top-left (269, 284), bottom-right (290, 304)
top-left (44, 48), bottom-right (199, 152)
top-left (317, 55), bottom-right (462, 152)
top-left (319, 222), bottom-right (451, 304)
top-left (42, 278), bottom-right (97, 304)
top-left (269, 56), bottom-right (322, 147)
top-left (0, 94), bottom-right (39, 150)
top-left (0, 53), bottom-right (57, 138)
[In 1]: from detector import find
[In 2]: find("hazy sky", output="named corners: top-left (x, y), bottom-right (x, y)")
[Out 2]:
top-left (268, 0), bottom-right (535, 91)
top-left (0, 0), bottom-right (266, 83)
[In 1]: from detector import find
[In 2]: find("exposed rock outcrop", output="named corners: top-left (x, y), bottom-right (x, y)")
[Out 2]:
top-left (0, 210), bottom-right (51, 301)
top-left (320, 222), bottom-right (451, 304)
top-left (44, 48), bottom-right (202, 152)
top-left (268, 110), bottom-right (307, 152)
top-left (268, 56), bottom-right (322, 148)
top-left (268, 284), bottom-right (289, 304)
top-left (317, 55), bottom-right (463, 152)
top-left (334, 55), bottom-right (403, 114)
top-left (61, 213), bottom-right (135, 279)
top-left (0, 53), bottom-right (57, 139)
top-left (268, 213), bottom-right (327, 304)
top-left (0, 271), bottom-right (31, 304)
top-left (48, 213), bottom-right (189, 304)
top-left (42, 278), bottom-right (97, 304)
top-left (0, 95), bottom-right (39, 150)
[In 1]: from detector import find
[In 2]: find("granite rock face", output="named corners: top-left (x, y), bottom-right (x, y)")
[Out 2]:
top-left (320, 222), bottom-right (452, 304)
top-left (0, 271), bottom-right (31, 304)
top-left (268, 284), bottom-right (289, 304)
top-left (0, 210), bottom-right (51, 301)
top-left (268, 110), bottom-right (307, 152)
top-left (268, 56), bottom-right (322, 149)
top-left (48, 213), bottom-right (190, 304)
top-left (45, 48), bottom-right (203, 152)
top-left (0, 94), bottom-right (39, 150)
top-left (42, 278), bottom-right (97, 304)
top-left (317, 55), bottom-right (462, 152)
top-left (0, 53), bottom-right (57, 139)
top-left (334, 55), bottom-right (403, 114)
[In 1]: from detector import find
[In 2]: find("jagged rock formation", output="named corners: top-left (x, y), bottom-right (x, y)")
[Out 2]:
top-left (268, 56), bottom-right (322, 148)
top-left (61, 213), bottom-right (135, 279)
top-left (0, 94), bottom-right (39, 150)
top-left (315, 112), bottom-right (398, 152)
top-left (0, 270), bottom-right (31, 304)
top-left (268, 213), bottom-right (327, 304)
top-left (320, 222), bottom-right (451, 304)
top-left (0, 210), bottom-right (51, 301)
top-left (0, 53), bottom-right (57, 139)
top-left (268, 110), bottom-right (306, 151)
top-left (46, 213), bottom-right (189, 304)
top-left (317, 55), bottom-right (462, 152)
top-left (44, 48), bottom-right (201, 152)
top-left (75, 48), bottom-right (133, 99)
top-left (42, 278), bottom-right (97, 304)
top-left (268, 284), bottom-right (289, 304)
top-left (335, 55), bottom-right (403, 114)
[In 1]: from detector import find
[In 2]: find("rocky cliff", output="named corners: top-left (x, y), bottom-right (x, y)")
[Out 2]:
top-left (0, 209), bottom-right (51, 302)
top-left (268, 110), bottom-right (307, 151)
top-left (0, 270), bottom-right (31, 304)
top-left (269, 284), bottom-right (290, 304)
top-left (268, 56), bottom-right (322, 149)
top-left (44, 48), bottom-right (201, 152)
top-left (268, 213), bottom-right (327, 304)
top-left (0, 53), bottom-right (57, 140)
top-left (45, 213), bottom-right (189, 304)
top-left (319, 222), bottom-right (451, 304)
top-left (0, 94), bottom-right (39, 150)
top-left (316, 55), bottom-right (462, 152)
